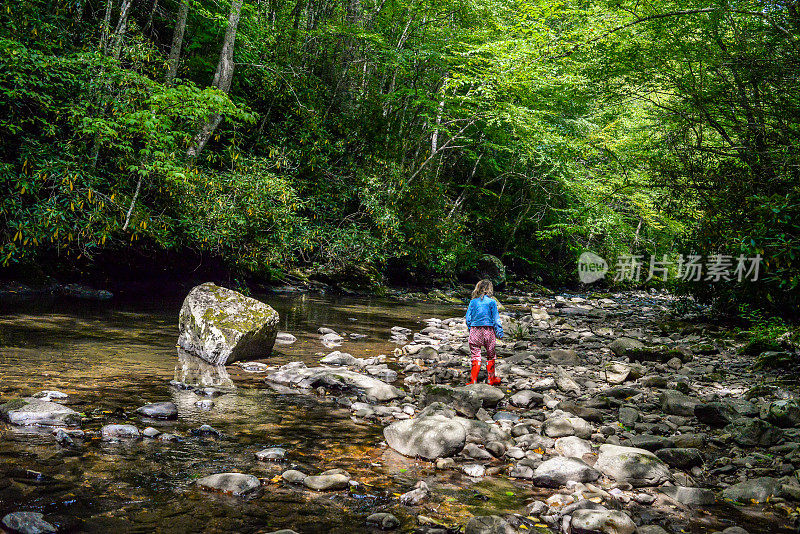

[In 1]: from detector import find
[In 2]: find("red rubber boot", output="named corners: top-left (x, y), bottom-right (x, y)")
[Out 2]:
top-left (487, 359), bottom-right (501, 386)
top-left (466, 360), bottom-right (480, 385)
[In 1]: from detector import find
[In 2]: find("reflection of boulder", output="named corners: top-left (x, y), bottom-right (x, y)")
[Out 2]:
top-left (174, 349), bottom-right (235, 390)
top-left (178, 282), bottom-right (279, 365)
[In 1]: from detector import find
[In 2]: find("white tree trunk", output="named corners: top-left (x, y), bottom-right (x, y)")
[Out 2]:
top-left (187, 0), bottom-right (243, 159)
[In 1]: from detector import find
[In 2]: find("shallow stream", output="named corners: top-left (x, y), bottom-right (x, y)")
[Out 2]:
top-left (0, 291), bottom-right (535, 533)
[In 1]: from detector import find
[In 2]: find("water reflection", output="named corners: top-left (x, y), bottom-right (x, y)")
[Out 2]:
top-left (173, 349), bottom-right (235, 390)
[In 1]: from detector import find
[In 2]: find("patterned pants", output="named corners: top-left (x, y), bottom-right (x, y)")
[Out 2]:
top-left (469, 326), bottom-right (496, 363)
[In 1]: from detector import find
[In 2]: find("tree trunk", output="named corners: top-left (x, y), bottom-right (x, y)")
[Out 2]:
top-left (144, 0), bottom-right (159, 34)
top-left (99, 0), bottom-right (113, 53)
top-left (166, 0), bottom-right (189, 83)
top-left (111, 0), bottom-right (132, 60)
top-left (187, 0), bottom-right (243, 159)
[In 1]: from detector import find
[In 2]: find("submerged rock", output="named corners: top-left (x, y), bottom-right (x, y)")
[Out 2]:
top-left (266, 363), bottom-right (402, 402)
top-left (101, 424), bottom-right (141, 440)
top-left (1, 512), bottom-right (57, 534)
top-left (366, 512), bottom-right (400, 530)
top-left (0, 398), bottom-right (80, 427)
top-left (464, 515), bottom-right (514, 534)
top-left (303, 469), bottom-right (350, 491)
top-left (136, 401), bottom-right (178, 420)
top-left (178, 282), bottom-right (279, 365)
top-left (275, 332), bottom-right (297, 345)
top-left (255, 447), bottom-right (286, 461)
top-left (196, 472), bottom-right (261, 496)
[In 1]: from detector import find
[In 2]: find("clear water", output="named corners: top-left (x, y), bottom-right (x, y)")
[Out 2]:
top-left (0, 291), bottom-right (534, 533)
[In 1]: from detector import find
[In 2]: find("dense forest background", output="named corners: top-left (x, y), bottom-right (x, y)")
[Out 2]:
top-left (1, 0), bottom-right (798, 316)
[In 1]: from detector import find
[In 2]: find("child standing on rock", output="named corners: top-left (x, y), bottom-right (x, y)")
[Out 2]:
top-left (465, 279), bottom-right (503, 385)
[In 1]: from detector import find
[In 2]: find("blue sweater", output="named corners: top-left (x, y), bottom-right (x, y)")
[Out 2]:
top-left (465, 296), bottom-right (503, 338)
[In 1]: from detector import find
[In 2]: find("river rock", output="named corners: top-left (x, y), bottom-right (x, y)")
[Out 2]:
top-left (366, 513), bottom-right (400, 530)
top-left (463, 383), bottom-right (505, 407)
top-left (569, 509), bottom-right (635, 534)
top-left (549, 349), bottom-right (580, 365)
top-left (556, 366), bottom-right (581, 395)
top-left (420, 384), bottom-right (482, 417)
top-left (531, 457), bottom-right (600, 487)
top-left (660, 486), bottom-right (715, 506)
top-left (266, 363), bottom-right (402, 402)
top-left (604, 363), bottom-right (631, 384)
top-left (383, 414), bottom-right (467, 460)
top-left (724, 417), bottom-right (784, 447)
top-left (303, 470), bottom-right (350, 491)
top-left (542, 415), bottom-right (593, 439)
top-left (618, 406), bottom-right (639, 427)
top-left (764, 400), bottom-right (800, 428)
top-left (255, 447), bottom-right (286, 461)
top-left (320, 351), bottom-right (362, 366)
top-left (510, 390), bottom-right (543, 408)
top-left (555, 436), bottom-right (593, 458)
top-left (0, 398), bottom-right (81, 427)
top-left (31, 390), bottom-right (68, 402)
top-left (196, 472), bottom-right (261, 496)
top-left (136, 401), bottom-right (178, 420)
top-left (636, 527), bottom-right (670, 534)
top-left (462, 443), bottom-right (493, 460)
top-left (722, 477), bottom-right (781, 503)
top-left (594, 444), bottom-right (672, 487)
top-left (101, 424), bottom-right (141, 440)
top-left (275, 332), bottom-right (297, 345)
top-left (281, 470), bottom-right (307, 484)
top-left (655, 448), bottom-right (703, 469)
top-left (1, 512), bottom-right (57, 534)
top-left (178, 282), bottom-right (279, 365)
top-left (464, 515), bottom-right (514, 534)
top-left (694, 401), bottom-right (736, 427)
top-left (609, 337), bottom-right (645, 357)
top-left (558, 401), bottom-right (604, 423)
top-left (660, 390), bottom-right (698, 416)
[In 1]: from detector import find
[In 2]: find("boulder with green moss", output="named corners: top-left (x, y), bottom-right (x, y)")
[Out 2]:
top-left (178, 282), bottom-right (279, 366)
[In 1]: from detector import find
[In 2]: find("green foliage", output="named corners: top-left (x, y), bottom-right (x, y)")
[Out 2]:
top-left (0, 0), bottom-right (797, 318)
top-left (504, 320), bottom-right (531, 342)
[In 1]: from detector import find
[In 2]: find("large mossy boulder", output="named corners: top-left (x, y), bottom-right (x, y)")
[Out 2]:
top-left (475, 254), bottom-right (506, 286)
top-left (178, 282), bottom-right (279, 366)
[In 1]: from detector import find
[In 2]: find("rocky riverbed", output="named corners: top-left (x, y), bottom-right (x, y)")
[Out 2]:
top-left (0, 289), bottom-right (797, 533)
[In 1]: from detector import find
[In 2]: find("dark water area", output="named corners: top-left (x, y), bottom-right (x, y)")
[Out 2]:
top-left (0, 291), bottom-right (535, 533)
